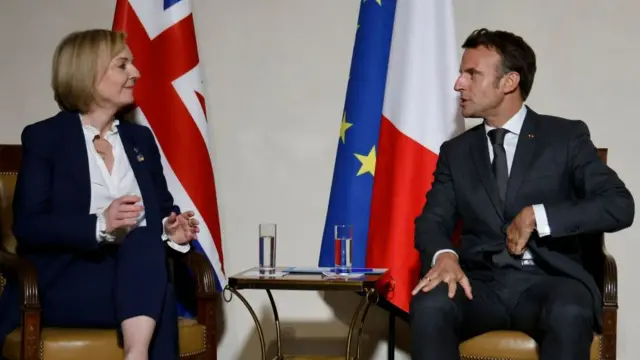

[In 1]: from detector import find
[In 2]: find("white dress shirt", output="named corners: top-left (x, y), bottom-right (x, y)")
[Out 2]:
top-left (432, 104), bottom-right (550, 266)
top-left (80, 117), bottom-right (190, 253)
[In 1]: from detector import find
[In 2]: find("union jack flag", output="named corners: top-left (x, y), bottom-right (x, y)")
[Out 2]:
top-left (112, 0), bottom-right (226, 294)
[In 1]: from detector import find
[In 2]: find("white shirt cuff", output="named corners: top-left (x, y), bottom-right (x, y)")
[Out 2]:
top-left (432, 249), bottom-right (458, 267)
top-left (96, 211), bottom-right (116, 243)
top-left (162, 216), bottom-right (191, 253)
top-left (532, 204), bottom-right (551, 237)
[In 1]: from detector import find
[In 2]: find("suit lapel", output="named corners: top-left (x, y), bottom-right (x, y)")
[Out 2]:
top-left (117, 123), bottom-right (154, 205)
top-left (504, 110), bottom-right (538, 208)
top-left (470, 127), bottom-right (504, 221)
top-left (64, 113), bottom-right (91, 206)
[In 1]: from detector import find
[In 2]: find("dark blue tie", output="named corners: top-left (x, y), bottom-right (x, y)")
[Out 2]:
top-left (488, 128), bottom-right (509, 205)
top-left (488, 128), bottom-right (524, 269)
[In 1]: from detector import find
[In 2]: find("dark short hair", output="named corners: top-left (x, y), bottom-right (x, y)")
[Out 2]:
top-left (462, 28), bottom-right (536, 101)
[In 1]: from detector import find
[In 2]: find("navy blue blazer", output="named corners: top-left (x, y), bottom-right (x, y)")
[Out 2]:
top-left (11, 110), bottom-right (179, 290)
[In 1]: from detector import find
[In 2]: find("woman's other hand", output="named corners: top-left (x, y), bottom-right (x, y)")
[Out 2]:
top-left (104, 195), bottom-right (143, 233)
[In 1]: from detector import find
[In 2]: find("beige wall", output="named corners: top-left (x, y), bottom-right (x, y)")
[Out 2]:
top-left (1, 0), bottom-right (639, 359)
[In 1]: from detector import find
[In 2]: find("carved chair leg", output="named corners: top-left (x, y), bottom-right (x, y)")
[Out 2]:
top-left (198, 296), bottom-right (217, 360)
top-left (600, 306), bottom-right (617, 360)
top-left (21, 309), bottom-right (42, 360)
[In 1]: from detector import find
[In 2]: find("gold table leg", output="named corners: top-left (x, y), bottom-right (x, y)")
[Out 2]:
top-left (223, 287), bottom-right (284, 360)
top-left (346, 288), bottom-right (378, 359)
top-left (224, 286), bottom-right (268, 360)
top-left (224, 285), bottom-right (378, 360)
top-left (266, 289), bottom-right (284, 360)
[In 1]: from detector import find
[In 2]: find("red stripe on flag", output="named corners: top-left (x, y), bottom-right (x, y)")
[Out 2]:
top-left (113, 1), bottom-right (224, 269)
top-left (366, 115), bottom-right (438, 312)
top-left (195, 91), bottom-right (207, 119)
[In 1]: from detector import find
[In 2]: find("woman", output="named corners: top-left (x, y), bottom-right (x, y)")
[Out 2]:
top-left (2, 29), bottom-right (200, 360)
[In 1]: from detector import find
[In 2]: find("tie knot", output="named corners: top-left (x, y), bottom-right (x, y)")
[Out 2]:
top-left (488, 128), bottom-right (508, 146)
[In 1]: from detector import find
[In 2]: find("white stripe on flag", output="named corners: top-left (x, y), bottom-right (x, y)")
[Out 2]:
top-left (128, 0), bottom-right (192, 39)
top-left (382, 0), bottom-right (462, 153)
top-left (172, 64), bottom-right (211, 151)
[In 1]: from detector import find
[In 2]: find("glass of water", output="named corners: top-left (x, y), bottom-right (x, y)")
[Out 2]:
top-left (334, 224), bottom-right (353, 275)
top-left (259, 223), bottom-right (277, 274)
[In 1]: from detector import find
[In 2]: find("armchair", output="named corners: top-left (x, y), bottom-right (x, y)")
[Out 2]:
top-left (457, 148), bottom-right (617, 360)
top-left (381, 148), bottom-right (618, 360)
top-left (0, 144), bottom-right (218, 360)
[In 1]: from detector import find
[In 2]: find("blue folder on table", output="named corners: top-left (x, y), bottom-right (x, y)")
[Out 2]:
top-left (282, 267), bottom-right (386, 274)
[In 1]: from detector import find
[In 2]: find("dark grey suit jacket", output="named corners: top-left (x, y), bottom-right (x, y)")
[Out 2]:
top-left (414, 106), bottom-right (634, 331)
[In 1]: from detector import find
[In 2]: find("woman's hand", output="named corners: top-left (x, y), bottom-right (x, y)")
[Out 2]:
top-left (164, 210), bottom-right (200, 244)
top-left (104, 195), bottom-right (143, 233)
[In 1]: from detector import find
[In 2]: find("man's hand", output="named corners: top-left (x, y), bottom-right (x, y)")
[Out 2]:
top-left (104, 195), bottom-right (143, 233)
top-left (506, 205), bottom-right (536, 255)
top-left (411, 252), bottom-right (472, 299)
top-left (164, 210), bottom-right (200, 244)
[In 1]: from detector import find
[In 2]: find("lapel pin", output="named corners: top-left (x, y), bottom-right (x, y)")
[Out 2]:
top-left (132, 147), bottom-right (144, 162)
top-left (528, 133), bottom-right (535, 138)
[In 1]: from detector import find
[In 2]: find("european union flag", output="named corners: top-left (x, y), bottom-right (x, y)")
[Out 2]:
top-left (318, 0), bottom-right (397, 268)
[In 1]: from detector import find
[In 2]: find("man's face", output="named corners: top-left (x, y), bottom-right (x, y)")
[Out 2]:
top-left (454, 46), bottom-right (507, 119)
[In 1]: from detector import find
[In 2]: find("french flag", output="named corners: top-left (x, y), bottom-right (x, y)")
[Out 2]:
top-left (319, 0), bottom-right (463, 313)
top-left (367, 0), bottom-right (464, 312)
top-left (112, 0), bottom-right (227, 294)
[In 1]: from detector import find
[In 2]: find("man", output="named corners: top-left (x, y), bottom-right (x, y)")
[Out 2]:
top-left (409, 28), bottom-right (634, 360)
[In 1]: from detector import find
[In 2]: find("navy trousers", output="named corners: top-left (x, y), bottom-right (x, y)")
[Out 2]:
top-left (0, 227), bottom-right (179, 360)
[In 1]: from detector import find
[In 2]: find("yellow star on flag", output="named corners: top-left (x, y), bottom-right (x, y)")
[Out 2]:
top-left (340, 112), bottom-right (353, 144)
top-left (354, 146), bottom-right (376, 176)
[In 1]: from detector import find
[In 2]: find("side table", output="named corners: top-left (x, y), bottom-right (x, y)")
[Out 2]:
top-left (223, 267), bottom-right (387, 360)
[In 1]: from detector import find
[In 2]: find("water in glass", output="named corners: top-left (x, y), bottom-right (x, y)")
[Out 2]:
top-left (334, 224), bottom-right (353, 275)
top-left (259, 223), bottom-right (276, 274)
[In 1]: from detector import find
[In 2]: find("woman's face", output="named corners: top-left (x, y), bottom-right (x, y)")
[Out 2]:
top-left (94, 45), bottom-right (139, 111)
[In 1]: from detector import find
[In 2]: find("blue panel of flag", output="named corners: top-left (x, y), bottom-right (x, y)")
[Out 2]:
top-left (318, 0), bottom-right (397, 267)
top-left (163, 0), bottom-right (183, 10)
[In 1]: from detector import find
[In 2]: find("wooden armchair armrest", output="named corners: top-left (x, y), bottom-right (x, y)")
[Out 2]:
top-left (602, 248), bottom-right (617, 307)
top-left (599, 247), bottom-right (618, 359)
top-left (0, 250), bottom-right (40, 309)
top-left (180, 251), bottom-right (217, 298)
top-left (0, 250), bottom-right (42, 360)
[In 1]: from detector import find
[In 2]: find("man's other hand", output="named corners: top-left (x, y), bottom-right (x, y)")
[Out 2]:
top-left (506, 205), bottom-right (536, 255)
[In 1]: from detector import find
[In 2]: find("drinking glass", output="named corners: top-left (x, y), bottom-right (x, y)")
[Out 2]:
top-left (259, 223), bottom-right (277, 274)
top-left (334, 224), bottom-right (353, 275)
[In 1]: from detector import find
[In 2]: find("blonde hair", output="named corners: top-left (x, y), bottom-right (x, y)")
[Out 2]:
top-left (51, 29), bottom-right (127, 113)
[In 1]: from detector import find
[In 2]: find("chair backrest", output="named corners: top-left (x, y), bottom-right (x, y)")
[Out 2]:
top-left (0, 145), bottom-right (21, 254)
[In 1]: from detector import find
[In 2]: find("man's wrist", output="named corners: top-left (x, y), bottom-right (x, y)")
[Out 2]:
top-left (436, 252), bottom-right (458, 264)
top-left (531, 204), bottom-right (551, 237)
top-left (526, 206), bottom-right (537, 231)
